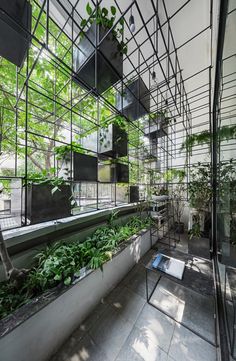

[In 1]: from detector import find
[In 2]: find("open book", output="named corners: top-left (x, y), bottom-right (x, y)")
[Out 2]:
top-left (152, 253), bottom-right (185, 280)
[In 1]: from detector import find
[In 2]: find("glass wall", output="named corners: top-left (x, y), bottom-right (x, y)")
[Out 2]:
top-left (216, 0), bottom-right (236, 358)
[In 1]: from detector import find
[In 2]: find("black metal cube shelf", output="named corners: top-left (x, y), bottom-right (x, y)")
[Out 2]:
top-left (129, 185), bottom-right (139, 202)
top-left (26, 184), bottom-right (72, 225)
top-left (98, 163), bottom-right (129, 183)
top-left (116, 77), bottom-right (150, 121)
top-left (0, 0), bottom-right (32, 67)
top-left (72, 22), bottom-right (123, 95)
top-left (99, 124), bottom-right (128, 158)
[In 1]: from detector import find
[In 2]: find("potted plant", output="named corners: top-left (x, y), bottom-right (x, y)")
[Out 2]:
top-left (99, 123), bottom-right (128, 158)
top-left (0, 0), bottom-right (32, 67)
top-left (73, 4), bottom-right (126, 95)
top-left (54, 142), bottom-right (98, 182)
top-left (144, 111), bottom-right (173, 138)
top-left (24, 171), bottom-right (72, 225)
top-left (151, 186), bottom-right (168, 201)
top-left (116, 77), bottom-right (150, 121)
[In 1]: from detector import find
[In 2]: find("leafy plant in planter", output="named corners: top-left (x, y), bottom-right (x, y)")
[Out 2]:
top-left (54, 142), bottom-right (97, 182)
top-left (117, 77), bottom-right (150, 121)
top-left (0, 215), bottom-right (152, 319)
top-left (73, 3), bottom-right (126, 94)
top-left (99, 123), bottom-right (128, 158)
top-left (24, 170), bottom-right (73, 224)
top-left (80, 4), bottom-right (127, 54)
top-left (144, 110), bottom-right (174, 139)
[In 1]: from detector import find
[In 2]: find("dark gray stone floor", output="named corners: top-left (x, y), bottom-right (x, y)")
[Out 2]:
top-left (50, 237), bottom-right (217, 361)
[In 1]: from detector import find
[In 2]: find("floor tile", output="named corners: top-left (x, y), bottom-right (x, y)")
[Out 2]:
top-left (149, 278), bottom-right (180, 320)
top-left (149, 277), bottom-right (215, 344)
top-left (169, 324), bottom-right (217, 361)
top-left (108, 286), bottom-right (146, 325)
top-left (135, 303), bottom-right (175, 353)
top-left (51, 333), bottom-right (109, 361)
top-left (115, 326), bottom-right (168, 361)
top-left (122, 265), bottom-right (157, 299)
top-left (89, 305), bottom-right (133, 361)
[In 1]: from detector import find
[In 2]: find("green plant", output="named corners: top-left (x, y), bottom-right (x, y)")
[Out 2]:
top-left (80, 3), bottom-right (127, 55)
top-left (54, 142), bottom-right (86, 161)
top-left (152, 186), bottom-right (168, 196)
top-left (189, 163), bottom-right (212, 210)
top-left (189, 221), bottom-right (201, 239)
top-left (163, 168), bottom-right (185, 182)
top-left (180, 125), bottom-right (236, 153)
top-left (25, 169), bottom-right (69, 195)
top-left (0, 215), bottom-right (152, 320)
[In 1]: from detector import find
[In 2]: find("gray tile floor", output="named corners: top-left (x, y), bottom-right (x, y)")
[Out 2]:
top-left (50, 246), bottom-right (217, 361)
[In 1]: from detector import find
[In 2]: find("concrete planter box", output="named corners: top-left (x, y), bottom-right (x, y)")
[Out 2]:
top-left (0, 0), bottom-right (32, 67)
top-left (117, 77), bottom-right (150, 121)
top-left (72, 22), bottom-right (123, 95)
top-left (0, 229), bottom-right (151, 361)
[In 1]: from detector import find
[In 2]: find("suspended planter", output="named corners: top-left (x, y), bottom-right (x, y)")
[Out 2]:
top-left (99, 124), bottom-right (128, 158)
top-left (55, 144), bottom-right (98, 182)
top-left (116, 77), bottom-right (150, 121)
top-left (144, 112), bottom-right (169, 139)
top-left (0, 0), bottom-right (32, 67)
top-left (98, 162), bottom-right (129, 183)
top-left (72, 21), bottom-right (123, 95)
top-left (25, 184), bottom-right (72, 225)
top-left (129, 186), bottom-right (139, 202)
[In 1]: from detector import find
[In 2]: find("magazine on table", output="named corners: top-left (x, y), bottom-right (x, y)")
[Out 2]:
top-left (152, 253), bottom-right (185, 280)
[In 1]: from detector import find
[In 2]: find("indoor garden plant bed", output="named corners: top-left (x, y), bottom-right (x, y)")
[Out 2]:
top-left (0, 216), bottom-right (151, 361)
top-left (116, 77), bottom-right (150, 121)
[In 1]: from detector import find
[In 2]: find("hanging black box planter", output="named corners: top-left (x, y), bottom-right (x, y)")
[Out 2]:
top-left (116, 163), bottom-right (129, 183)
top-left (98, 163), bottom-right (129, 183)
top-left (73, 22), bottom-right (123, 95)
top-left (59, 152), bottom-right (98, 182)
top-left (73, 153), bottom-right (98, 182)
top-left (144, 115), bottom-right (168, 139)
top-left (0, 0), bottom-right (32, 67)
top-left (99, 124), bottom-right (128, 158)
top-left (26, 184), bottom-right (72, 225)
top-left (116, 77), bottom-right (150, 121)
top-left (129, 186), bottom-right (139, 202)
